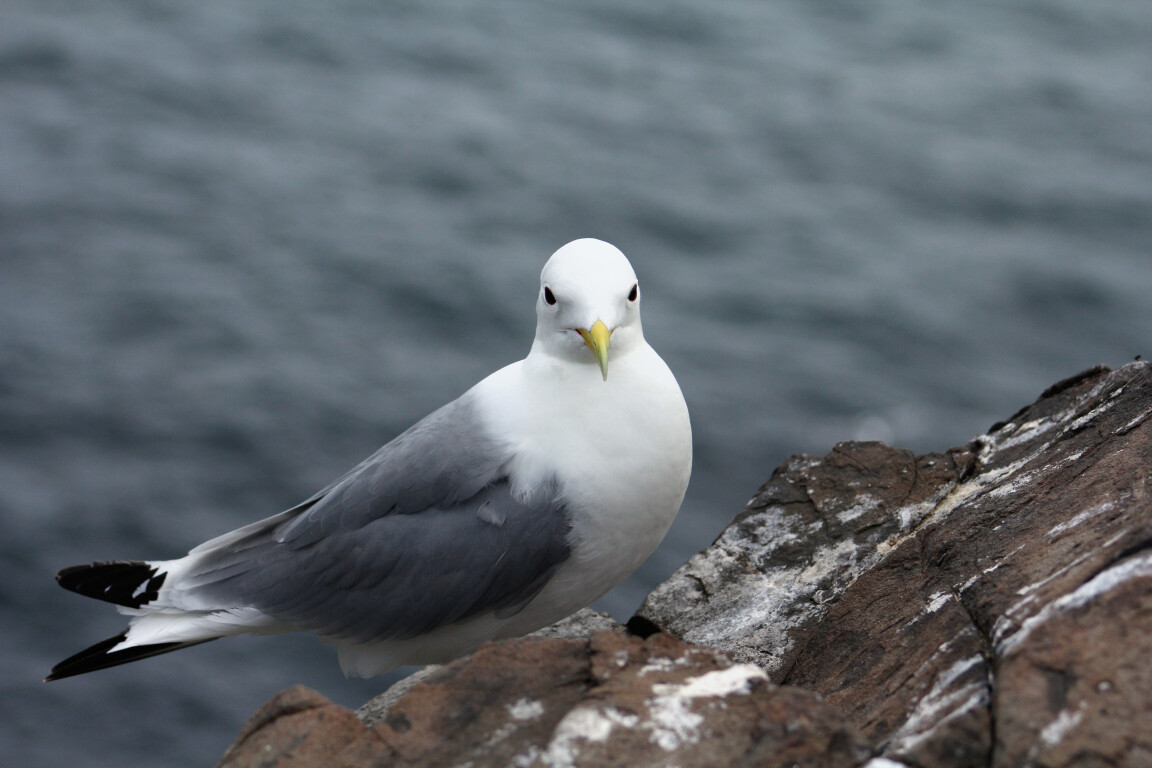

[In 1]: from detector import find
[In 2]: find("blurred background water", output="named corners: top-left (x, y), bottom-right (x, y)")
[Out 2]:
top-left (2, 0), bottom-right (1150, 765)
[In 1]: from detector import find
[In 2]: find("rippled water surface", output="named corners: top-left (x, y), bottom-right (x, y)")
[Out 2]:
top-left (2, 1), bottom-right (1150, 765)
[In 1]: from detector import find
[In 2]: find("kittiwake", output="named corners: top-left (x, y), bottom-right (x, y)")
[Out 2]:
top-left (47, 238), bottom-right (692, 681)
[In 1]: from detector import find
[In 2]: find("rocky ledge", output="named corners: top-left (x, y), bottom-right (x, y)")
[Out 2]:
top-left (217, 361), bottom-right (1152, 768)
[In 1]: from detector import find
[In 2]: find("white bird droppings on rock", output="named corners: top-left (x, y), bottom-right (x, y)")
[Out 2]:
top-left (643, 665), bottom-right (769, 751)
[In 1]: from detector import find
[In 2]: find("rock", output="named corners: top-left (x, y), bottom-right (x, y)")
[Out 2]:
top-left (218, 361), bottom-right (1152, 767)
top-left (633, 440), bottom-right (977, 679)
top-left (218, 631), bottom-right (865, 767)
top-left (523, 605), bottom-right (624, 641)
top-left (638, 361), bottom-right (1152, 766)
top-left (215, 685), bottom-right (372, 768)
top-left (355, 608), bottom-right (622, 727)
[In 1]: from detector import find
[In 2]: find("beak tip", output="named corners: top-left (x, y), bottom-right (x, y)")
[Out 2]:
top-left (579, 319), bottom-right (613, 381)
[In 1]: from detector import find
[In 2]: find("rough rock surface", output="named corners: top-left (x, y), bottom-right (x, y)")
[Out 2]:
top-left (354, 608), bottom-right (624, 727)
top-left (638, 360), bottom-right (1152, 767)
top-left (218, 361), bottom-right (1152, 767)
top-left (217, 631), bottom-right (865, 768)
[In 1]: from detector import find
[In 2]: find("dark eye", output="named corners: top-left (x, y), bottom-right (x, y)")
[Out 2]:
top-left (628, 283), bottom-right (638, 302)
top-left (544, 286), bottom-right (557, 305)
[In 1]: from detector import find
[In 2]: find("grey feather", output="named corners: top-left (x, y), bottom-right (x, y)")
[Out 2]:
top-left (176, 393), bottom-right (572, 642)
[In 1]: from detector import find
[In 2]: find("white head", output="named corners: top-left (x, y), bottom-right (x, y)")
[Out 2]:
top-left (532, 239), bottom-right (644, 380)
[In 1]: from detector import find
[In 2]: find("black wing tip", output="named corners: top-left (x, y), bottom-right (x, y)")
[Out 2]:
top-left (45, 632), bottom-right (215, 682)
top-left (45, 631), bottom-right (128, 681)
top-left (56, 561), bottom-right (166, 608)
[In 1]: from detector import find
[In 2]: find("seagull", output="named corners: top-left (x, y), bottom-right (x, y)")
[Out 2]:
top-left (47, 238), bottom-right (692, 681)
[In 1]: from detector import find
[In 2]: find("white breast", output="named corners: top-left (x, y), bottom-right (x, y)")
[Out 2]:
top-left (473, 342), bottom-right (692, 628)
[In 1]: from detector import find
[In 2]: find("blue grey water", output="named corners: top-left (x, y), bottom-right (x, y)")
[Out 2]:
top-left (2, 0), bottom-right (1150, 764)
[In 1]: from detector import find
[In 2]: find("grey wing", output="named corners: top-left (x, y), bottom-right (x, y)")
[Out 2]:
top-left (175, 393), bottom-right (573, 643)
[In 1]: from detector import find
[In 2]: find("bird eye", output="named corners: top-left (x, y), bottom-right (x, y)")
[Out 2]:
top-left (628, 283), bottom-right (638, 302)
top-left (544, 286), bottom-right (557, 305)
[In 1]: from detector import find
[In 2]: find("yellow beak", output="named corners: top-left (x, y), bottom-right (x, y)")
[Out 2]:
top-left (577, 319), bottom-right (612, 381)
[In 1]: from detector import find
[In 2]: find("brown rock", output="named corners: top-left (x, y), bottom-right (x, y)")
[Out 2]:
top-left (783, 512), bottom-right (994, 767)
top-left (355, 607), bottom-right (622, 728)
top-left (517, 631), bottom-right (865, 768)
top-left (641, 361), bottom-right (1152, 766)
top-left (369, 635), bottom-right (593, 767)
top-left (215, 685), bottom-right (378, 768)
top-left (216, 631), bottom-right (865, 767)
